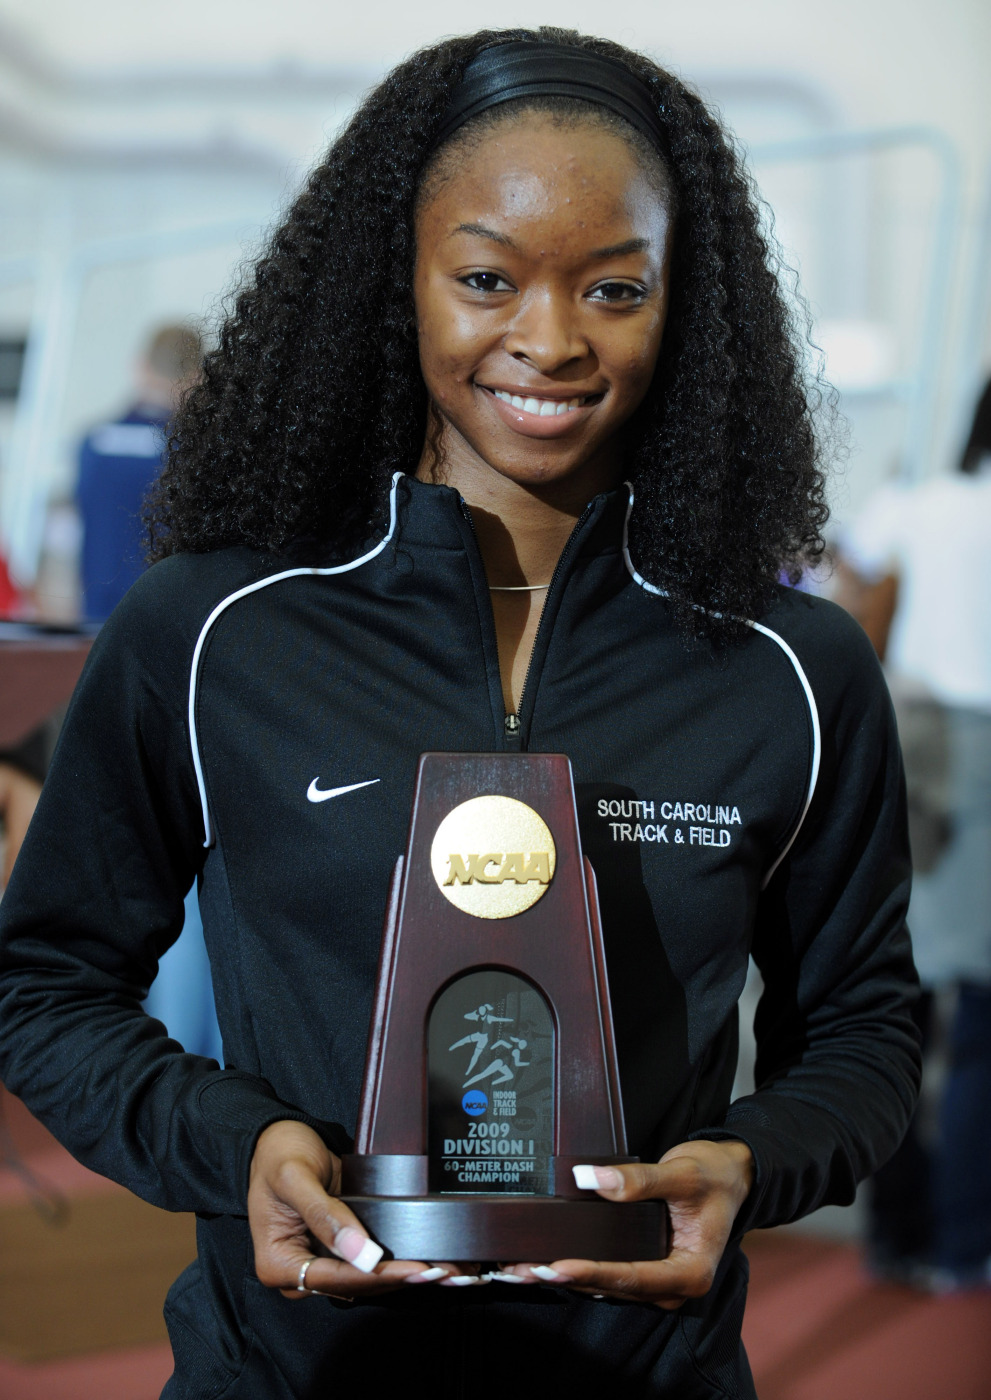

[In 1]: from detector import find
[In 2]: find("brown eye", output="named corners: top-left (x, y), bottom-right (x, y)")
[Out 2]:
top-left (589, 281), bottom-right (647, 304)
top-left (461, 271), bottom-right (513, 294)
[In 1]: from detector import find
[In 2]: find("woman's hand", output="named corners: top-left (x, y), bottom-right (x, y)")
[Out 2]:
top-left (248, 1121), bottom-right (462, 1299)
top-left (0, 761), bottom-right (42, 887)
top-left (502, 1139), bottom-right (754, 1308)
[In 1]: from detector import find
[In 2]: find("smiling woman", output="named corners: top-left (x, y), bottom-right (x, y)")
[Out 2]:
top-left (0, 26), bottom-right (920, 1400)
top-left (146, 29), bottom-right (828, 639)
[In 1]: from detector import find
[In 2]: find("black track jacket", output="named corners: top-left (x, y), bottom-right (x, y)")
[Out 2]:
top-left (0, 475), bottom-right (920, 1398)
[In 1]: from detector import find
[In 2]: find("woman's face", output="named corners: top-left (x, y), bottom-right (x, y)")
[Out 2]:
top-left (414, 115), bottom-right (673, 496)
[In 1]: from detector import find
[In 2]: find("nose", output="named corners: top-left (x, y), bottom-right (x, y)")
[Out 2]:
top-left (503, 290), bottom-right (590, 373)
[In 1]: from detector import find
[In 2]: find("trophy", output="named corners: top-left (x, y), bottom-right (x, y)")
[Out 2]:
top-left (340, 753), bottom-right (668, 1261)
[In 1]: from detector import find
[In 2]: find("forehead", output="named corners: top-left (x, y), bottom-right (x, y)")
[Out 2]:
top-left (417, 116), bottom-right (671, 240)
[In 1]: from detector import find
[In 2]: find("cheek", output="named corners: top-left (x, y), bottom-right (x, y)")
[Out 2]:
top-left (629, 305), bottom-right (668, 385)
top-left (419, 303), bottom-right (488, 391)
top-left (607, 330), bottom-right (664, 402)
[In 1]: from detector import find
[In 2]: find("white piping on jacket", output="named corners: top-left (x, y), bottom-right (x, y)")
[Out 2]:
top-left (188, 472), bottom-right (403, 848)
top-left (621, 484), bottom-right (821, 888)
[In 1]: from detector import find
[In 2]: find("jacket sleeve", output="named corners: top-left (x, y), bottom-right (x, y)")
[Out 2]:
top-left (0, 559), bottom-right (351, 1216)
top-left (692, 603), bottom-right (921, 1231)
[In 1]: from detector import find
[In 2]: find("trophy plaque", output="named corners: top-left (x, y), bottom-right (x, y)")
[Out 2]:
top-left (340, 753), bottom-right (668, 1262)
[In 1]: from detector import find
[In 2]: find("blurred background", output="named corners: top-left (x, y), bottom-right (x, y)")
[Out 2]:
top-left (0, 0), bottom-right (988, 613)
top-left (0, 2), bottom-right (989, 1397)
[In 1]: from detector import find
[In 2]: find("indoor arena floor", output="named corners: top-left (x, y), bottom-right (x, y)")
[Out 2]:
top-left (0, 1229), bottom-right (988, 1399)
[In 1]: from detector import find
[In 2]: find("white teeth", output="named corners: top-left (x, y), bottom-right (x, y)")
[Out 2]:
top-left (490, 389), bottom-right (587, 415)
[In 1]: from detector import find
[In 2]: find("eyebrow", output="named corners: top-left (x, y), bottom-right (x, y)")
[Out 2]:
top-left (452, 223), bottom-right (519, 249)
top-left (451, 224), bottom-right (651, 261)
top-left (588, 237), bottom-right (651, 259)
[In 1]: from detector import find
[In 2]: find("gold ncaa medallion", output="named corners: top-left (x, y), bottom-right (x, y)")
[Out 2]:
top-left (430, 795), bottom-right (557, 919)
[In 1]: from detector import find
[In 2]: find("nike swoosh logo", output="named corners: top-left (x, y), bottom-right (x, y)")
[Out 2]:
top-left (307, 777), bottom-right (381, 804)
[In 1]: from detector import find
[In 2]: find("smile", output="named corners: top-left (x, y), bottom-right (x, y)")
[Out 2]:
top-left (489, 389), bottom-right (595, 417)
top-left (478, 383), bottom-right (603, 440)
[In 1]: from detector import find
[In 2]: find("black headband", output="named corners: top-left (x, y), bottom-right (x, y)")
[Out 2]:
top-left (429, 41), bottom-right (667, 156)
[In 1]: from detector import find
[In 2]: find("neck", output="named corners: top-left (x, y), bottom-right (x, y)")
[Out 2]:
top-left (416, 429), bottom-right (621, 588)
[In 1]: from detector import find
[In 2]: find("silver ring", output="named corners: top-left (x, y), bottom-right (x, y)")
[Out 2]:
top-left (297, 1257), bottom-right (317, 1292)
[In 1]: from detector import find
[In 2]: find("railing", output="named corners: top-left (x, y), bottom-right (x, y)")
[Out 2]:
top-left (748, 127), bottom-right (963, 484)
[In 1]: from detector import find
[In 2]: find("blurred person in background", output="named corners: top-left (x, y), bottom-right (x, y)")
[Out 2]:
top-left (77, 323), bottom-right (202, 621)
top-left (839, 376), bottom-right (991, 1291)
top-left (74, 322), bottom-right (219, 1056)
top-left (78, 323), bottom-right (219, 1056)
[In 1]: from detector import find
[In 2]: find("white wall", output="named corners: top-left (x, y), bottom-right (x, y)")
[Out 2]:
top-left (4, 0), bottom-right (988, 156)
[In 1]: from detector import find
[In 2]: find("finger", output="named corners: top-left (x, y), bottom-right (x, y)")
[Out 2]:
top-left (571, 1161), bottom-right (673, 1201)
top-left (260, 1156), bottom-right (388, 1270)
top-left (546, 1250), bottom-right (716, 1303)
top-left (273, 1160), bottom-right (382, 1267)
top-left (482, 1269), bottom-right (537, 1286)
top-left (257, 1214), bottom-right (393, 1295)
top-left (497, 1263), bottom-right (575, 1284)
top-left (404, 1265), bottom-right (458, 1286)
top-left (253, 1170), bottom-right (394, 1295)
top-left (277, 1255), bottom-right (437, 1300)
top-left (433, 1259), bottom-right (490, 1288)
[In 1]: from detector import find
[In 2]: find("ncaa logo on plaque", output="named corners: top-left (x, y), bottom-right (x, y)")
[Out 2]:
top-left (430, 795), bottom-right (557, 919)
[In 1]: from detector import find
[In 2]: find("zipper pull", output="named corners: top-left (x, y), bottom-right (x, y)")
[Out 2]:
top-left (504, 713), bottom-right (521, 748)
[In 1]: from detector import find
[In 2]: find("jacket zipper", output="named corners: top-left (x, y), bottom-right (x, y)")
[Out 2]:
top-left (459, 500), bottom-right (596, 751)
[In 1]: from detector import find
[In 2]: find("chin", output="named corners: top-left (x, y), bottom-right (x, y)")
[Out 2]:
top-left (489, 457), bottom-right (584, 488)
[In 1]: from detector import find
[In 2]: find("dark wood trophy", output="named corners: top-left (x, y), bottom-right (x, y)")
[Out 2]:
top-left (340, 753), bottom-right (668, 1262)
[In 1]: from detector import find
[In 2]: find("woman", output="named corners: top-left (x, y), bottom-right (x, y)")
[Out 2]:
top-left (0, 29), bottom-right (919, 1399)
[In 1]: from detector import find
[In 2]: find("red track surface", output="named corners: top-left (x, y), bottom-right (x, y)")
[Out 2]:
top-left (0, 1231), bottom-right (987, 1399)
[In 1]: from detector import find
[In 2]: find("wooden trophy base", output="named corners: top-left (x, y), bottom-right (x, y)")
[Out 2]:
top-left (340, 1153), bottom-right (669, 1262)
top-left (339, 1193), bottom-right (668, 1263)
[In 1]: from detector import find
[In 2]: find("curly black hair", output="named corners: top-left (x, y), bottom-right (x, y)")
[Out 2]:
top-left (147, 26), bottom-right (829, 635)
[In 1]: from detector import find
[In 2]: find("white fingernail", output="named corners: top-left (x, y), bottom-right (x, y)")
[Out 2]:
top-left (441, 1274), bottom-right (487, 1287)
top-left (532, 1266), bottom-right (567, 1282)
top-left (485, 1271), bottom-right (527, 1283)
top-left (352, 1239), bottom-right (384, 1273)
top-left (409, 1267), bottom-right (448, 1282)
top-left (572, 1164), bottom-right (623, 1190)
top-left (332, 1225), bottom-right (383, 1272)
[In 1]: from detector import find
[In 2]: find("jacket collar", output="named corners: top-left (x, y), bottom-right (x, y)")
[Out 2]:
top-left (392, 472), bottom-right (629, 560)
